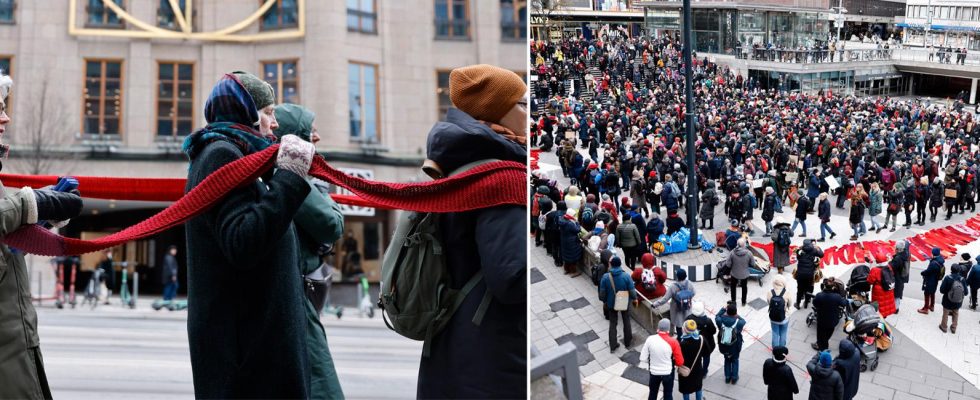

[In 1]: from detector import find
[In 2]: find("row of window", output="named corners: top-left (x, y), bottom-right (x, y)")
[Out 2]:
top-left (1, 56), bottom-right (523, 143)
top-left (908, 4), bottom-right (980, 22)
top-left (0, 1), bottom-right (526, 40)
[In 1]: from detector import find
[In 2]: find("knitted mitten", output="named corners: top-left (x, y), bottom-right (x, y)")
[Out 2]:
top-left (276, 134), bottom-right (315, 178)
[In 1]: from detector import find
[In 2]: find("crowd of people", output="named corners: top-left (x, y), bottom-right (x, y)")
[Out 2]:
top-left (531, 30), bottom-right (980, 399)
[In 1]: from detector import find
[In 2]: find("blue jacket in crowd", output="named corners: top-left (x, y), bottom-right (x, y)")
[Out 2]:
top-left (598, 267), bottom-right (636, 310)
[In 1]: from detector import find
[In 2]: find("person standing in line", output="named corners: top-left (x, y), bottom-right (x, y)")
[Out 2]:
top-left (0, 70), bottom-right (86, 400)
top-left (890, 240), bottom-right (911, 313)
top-left (273, 103), bottom-right (347, 399)
top-left (685, 301), bottom-right (716, 377)
top-left (651, 269), bottom-right (696, 336)
top-left (162, 245), bottom-right (180, 301)
top-left (794, 239), bottom-right (824, 309)
top-left (616, 215), bottom-right (643, 268)
top-left (678, 320), bottom-right (705, 400)
top-left (767, 275), bottom-right (791, 348)
top-left (834, 340), bottom-right (861, 400)
top-left (939, 263), bottom-right (968, 333)
top-left (812, 279), bottom-right (848, 351)
top-left (867, 260), bottom-right (896, 319)
top-left (807, 350), bottom-right (844, 400)
top-left (762, 346), bottom-right (798, 400)
top-left (559, 208), bottom-right (584, 277)
top-left (771, 217), bottom-right (792, 274)
top-left (919, 247), bottom-right (944, 314)
top-left (967, 254), bottom-right (980, 310)
top-left (715, 303), bottom-right (746, 384)
top-left (599, 257), bottom-right (637, 351)
top-left (639, 319), bottom-right (684, 400)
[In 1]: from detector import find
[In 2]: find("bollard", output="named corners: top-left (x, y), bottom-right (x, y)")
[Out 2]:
top-left (133, 272), bottom-right (138, 308)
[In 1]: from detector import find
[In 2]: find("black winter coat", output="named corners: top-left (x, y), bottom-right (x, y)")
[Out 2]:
top-left (796, 196), bottom-right (810, 220)
top-left (185, 140), bottom-right (312, 399)
top-left (763, 359), bottom-right (799, 400)
top-left (678, 336), bottom-right (705, 394)
top-left (418, 108), bottom-right (527, 399)
top-left (819, 199), bottom-right (831, 222)
top-left (807, 354), bottom-right (844, 400)
top-left (762, 195), bottom-right (776, 222)
top-left (834, 340), bottom-right (861, 400)
top-left (795, 241), bottom-right (824, 281)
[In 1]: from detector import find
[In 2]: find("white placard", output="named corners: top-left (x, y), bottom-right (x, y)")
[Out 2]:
top-left (752, 178), bottom-right (764, 189)
top-left (825, 176), bottom-right (840, 191)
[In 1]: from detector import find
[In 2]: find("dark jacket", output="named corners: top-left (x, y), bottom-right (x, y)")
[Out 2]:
top-left (795, 195), bottom-right (810, 220)
top-left (771, 223), bottom-right (792, 269)
top-left (819, 199), bottom-right (831, 222)
top-left (762, 194), bottom-right (776, 222)
top-left (685, 313), bottom-right (717, 354)
top-left (813, 290), bottom-right (848, 329)
top-left (185, 140), bottom-right (312, 399)
top-left (808, 353), bottom-right (845, 400)
top-left (763, 358), bottom-right (799, 400)
top-left (418, 108), bottom-right (527, 399)
top-left (701, 184), bottom-right (718, 217)
top-left (834, 340), bottom-right (861, 400)
top-left (795, 240), bottom-right (824, 282)
top-left (162, 254), bottom-right (179, 281)
top-left (714, 309), bottom-right (746, 357)
top-left (968, 262), bottom-right (980, 289)
top-left (646, 218), bottom-right (665, 243)
top-left (666, 214), bottom-right (685, 235)
top-left (922, 256), bottom-right (944, 294)
top-left (559, 217), bottom-right (584, 263)
top-left (678, 335), bottom-right (705, 394)
top-left (599, 267), bottom-right (636, 309)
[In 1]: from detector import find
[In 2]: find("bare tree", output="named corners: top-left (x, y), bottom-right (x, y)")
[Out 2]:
top-left (6, 77), bottom-right (80, 175)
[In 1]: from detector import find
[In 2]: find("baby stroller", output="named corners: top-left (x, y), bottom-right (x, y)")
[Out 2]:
top-left (746, 245), bottom-right (771, 287)
top-left (843, 303), bottom-right (893, 372)
top-left (847, 265), bottom-right (872, 308)
top-left (806, 277), bottom-right (847, 327)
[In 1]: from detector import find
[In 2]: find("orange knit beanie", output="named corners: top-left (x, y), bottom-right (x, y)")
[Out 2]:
top-left (449, 64), bottom-right (526, 124)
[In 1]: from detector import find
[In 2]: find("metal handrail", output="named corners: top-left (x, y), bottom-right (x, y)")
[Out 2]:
top-left (530, 343), bottom-right (584, 400)
top-left (733, 47), bottom-right (894, 63)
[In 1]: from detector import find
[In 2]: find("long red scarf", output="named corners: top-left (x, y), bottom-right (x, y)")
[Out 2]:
top-left (2, 145), bottom-right (526, 256)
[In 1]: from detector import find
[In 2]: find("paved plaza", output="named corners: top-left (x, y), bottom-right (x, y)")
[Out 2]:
top-left (531, 147), bottom-right (980, 399)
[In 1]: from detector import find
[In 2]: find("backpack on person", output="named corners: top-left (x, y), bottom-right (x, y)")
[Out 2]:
top-left (671, 282), bottom-right (694, 310)
top-left (641, 268), bottom-right (659, 292)
top-left (581, 207), bottom-right (595, 226)
top-left (775, 228), bottom-right (791, 248)
top-left (591, 263), bottom-right (605, 286)
top-left (750, 193), bottom-right (758, 208)
top-left (948, 277), bottom-right (966, 304)
top-left (878, 266), bottom-right (895, 291)
top-left (378, 160), bottom-right (496, 357)
top-left (719, 320), bottom-right (737, 346)
top-left (769, 289), bottom-right (787, 322)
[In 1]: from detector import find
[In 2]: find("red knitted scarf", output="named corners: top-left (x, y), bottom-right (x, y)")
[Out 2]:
top-left (1, 145), bottom-right (526, 256)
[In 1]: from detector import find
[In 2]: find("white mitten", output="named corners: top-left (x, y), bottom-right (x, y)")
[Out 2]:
top-left (276, 134), bottom-right (315, 178)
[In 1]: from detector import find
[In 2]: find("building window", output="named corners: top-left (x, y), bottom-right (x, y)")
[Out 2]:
top-left (157, 62), bottom-right (194, 137)
top-left (158, 0), bottom-right (189, 31)
top-left (0, 0), bottom-right (14, 23)
top-left (87, 0), bottom-right (124, 28)
top-left (434, 0), bottom-right (469, 39)
top-left (83, 60), bottom-right (123, 137)
top-left (261, 60), bottom-right (299, 104)
top-left (348, 62), bottom-right (379, 142)
top-left (347, 0), bottom-right (377, 34)
top-left (500, 0), bottom-right (526, 40)
top-left (260, 0), bottom-right (298, 31)
top-left (436, 70), bottom-right (452, 120)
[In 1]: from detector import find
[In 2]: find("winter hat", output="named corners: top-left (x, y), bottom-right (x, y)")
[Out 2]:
top-left (449, 64), bottom-right (526, 124)
top-left (933, 247), bottom-right (941, 257)
top-left (676, 269), bottom-right (687, 281)
top-left (819, 350), bottom-right (833, 367)
top-left (273, 103), bottom-right (315, 141)
top-left (964, 253), bottom-right (972, 261)
top-left (691, 301), bottom-right (705, 317)
top-left (610, 257), bottom-right (622, 268)
top-left (683, 319), bottom-right (698, 334)
top-left (537, 185), bottom-right (550, 194)
top-left (772, 346), bottom-right (788, 362)
top-left (657, 318), bottom-right (672, 332)
top-left (231, 71), bottom-right (275, 110)
top-left (726, 303), bottom-right (737, 316)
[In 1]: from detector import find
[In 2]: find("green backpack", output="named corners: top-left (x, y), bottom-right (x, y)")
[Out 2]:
top-left (378, 160), bottom-right (496, 356)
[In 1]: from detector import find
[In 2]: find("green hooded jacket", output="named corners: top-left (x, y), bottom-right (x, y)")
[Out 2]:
top-left (275, 104), bottom-right (346, 399)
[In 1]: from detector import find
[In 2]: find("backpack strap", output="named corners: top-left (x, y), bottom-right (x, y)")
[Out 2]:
top-left (422, 269), bottom-right (486, 357)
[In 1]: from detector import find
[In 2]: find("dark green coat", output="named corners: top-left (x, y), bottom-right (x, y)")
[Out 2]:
top-left (184, 140), bottom-right (312, 399)
top-left (0, 185), bottom-right (51, 400)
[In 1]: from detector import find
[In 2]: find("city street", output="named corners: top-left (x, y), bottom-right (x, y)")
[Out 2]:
top-left (36, 299), bottom-right (421, 399)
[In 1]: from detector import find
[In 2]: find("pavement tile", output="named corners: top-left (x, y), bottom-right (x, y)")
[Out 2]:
top-left (568, 296), bottom-right (592, 310)
top-left (602, 376), bottom-right (631, 394)
top-left (530, 267), bottom-right (547, 284)
top-left (623, 382), bottom-right (649, 399)
top-left (621, 365), bottom-right (648, 385)
top-left (549, 299), bottom-right (571, 312)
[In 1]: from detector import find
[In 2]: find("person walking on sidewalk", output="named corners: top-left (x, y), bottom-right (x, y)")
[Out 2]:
top-left (639, 319), bottom-right (684, 400)
top-left (767, 275), bottom-right (792, 348)
top-left (715, 303), bottom-right (746, 384)
top-left (792, 193), bottom-right (810, 237)
top-left (678, 320), bottom-right (705, 400)
top-left (599, 257), bottom-right (637, 351)
top-left (651, 269), bottom-right (696, 336)
top-left (919, 247), bottom-right (944, 314)
top-left (685, 302), bottom-right (716, 377)
top-left (762, 346), bottom-right (798, 400)
top-left (162, 245), bottom-right (180, 301)
top-left (938, 263), bottom-right (968, 333)
top-left (817, 192), bottom-right (836, 242)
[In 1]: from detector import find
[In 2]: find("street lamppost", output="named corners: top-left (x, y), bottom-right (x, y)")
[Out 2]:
top-left (833, 0), bottom-right (847, 42)
top-left (682, 0), bottom-right (698, 249)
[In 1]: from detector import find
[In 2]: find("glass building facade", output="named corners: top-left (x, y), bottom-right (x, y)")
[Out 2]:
top-left (645, 9), bottom-right (833, 54)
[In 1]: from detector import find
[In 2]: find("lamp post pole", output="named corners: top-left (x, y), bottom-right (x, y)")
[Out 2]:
top-left (682, 0), bottom-right (698, 249)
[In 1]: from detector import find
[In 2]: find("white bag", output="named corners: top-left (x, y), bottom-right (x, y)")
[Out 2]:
top-left (609, 272), bottom-right (629, 311)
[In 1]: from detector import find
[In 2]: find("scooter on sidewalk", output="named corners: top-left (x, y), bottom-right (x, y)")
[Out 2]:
top-left (357, 275), bottom-right (374, 318)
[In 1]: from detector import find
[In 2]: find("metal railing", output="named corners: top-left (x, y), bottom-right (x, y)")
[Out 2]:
top-left (890, 48), bottom-right (980, 66)
top-left (530, 343), bottom-right (584, 400)
top-left (734, 47), bottom-right (895, 63)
